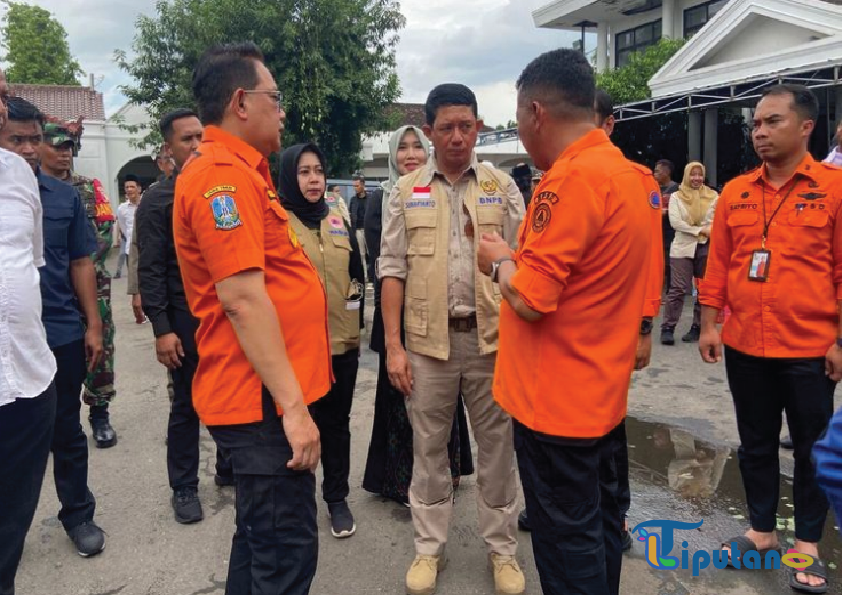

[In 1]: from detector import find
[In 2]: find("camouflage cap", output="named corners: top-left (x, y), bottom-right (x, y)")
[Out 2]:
top-left (43, 122), bottom-right (77, 148)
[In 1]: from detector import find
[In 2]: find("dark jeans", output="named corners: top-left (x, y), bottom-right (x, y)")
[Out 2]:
top-left (168, 310), bottom-right (231, 490)
top-left (0, 384), bottom-right (56, 595)
top-left (310, 349), bottom-right (359, 504)
top-left (514, 421), bottom-right (622, 595)
top-left (663, 244), bottom-right (708, 331)
top-left (725, 346), bottom-right (835, 542)
top-left (612, 420), bottom-right (630, 521)
top-left (209, 388), bottom-right (318, 595)
top-left (52, 340), bottom-right (96, 531)
top-left (662, 215), bottom-right (675, 291)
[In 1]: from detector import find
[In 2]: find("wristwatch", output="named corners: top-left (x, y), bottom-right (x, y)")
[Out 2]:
top-left (639, 318), bottom-right (654, 336)
top-left (491, 257), bottom-right (515, 283)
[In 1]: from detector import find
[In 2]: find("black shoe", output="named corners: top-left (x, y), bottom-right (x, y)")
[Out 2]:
top-left (682, 325), bottom-right (701, 343)
top-left (622, 529), bottom-right (633, 551)
top-left (327, 501), bottom-right (356, 538)
top-left (660, 328), bottom-right (675, 346)
top-left (172, 487), bottom-right (204, 524)
top-left (214, 474), bottom-right (235, 487)
top-left (67, 521), bottom-right (105, 557)
top-left (90, 416), bottom-right (117, 449)
top-left (780, 436), bottom-right (794, 450)
top-left (518, 509), bottom-right (531, 532)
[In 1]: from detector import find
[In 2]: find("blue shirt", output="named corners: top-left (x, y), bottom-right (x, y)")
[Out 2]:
top-left (815, 406), bottom-right (842, 532)
top-left (38, 170), bottom-right (96, 349)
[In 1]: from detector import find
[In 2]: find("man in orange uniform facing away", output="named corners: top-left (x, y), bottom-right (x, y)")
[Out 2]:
top-left (479, 49), bottom-right (657, 594)
top-left (173, 43), bottom-right (331, 594)
top-left (699, 84), bottom-right (842, 593)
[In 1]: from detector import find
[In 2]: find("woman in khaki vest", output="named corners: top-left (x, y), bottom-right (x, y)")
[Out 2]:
top-left (279, 143), bottom-right (365, 539)
top-left (361, 125), bottom-right (474, 506)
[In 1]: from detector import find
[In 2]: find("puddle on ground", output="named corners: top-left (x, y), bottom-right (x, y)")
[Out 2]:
top-left (625, 416), bottom-right (840, 593)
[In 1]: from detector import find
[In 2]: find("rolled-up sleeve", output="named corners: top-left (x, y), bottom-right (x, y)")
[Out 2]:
top-left (503, 178), bottom-right (525, 249)
top-left (378, 185), bottom-right (407, 280)
top-left (699, 185), bottom-right (732, 310)
top-left (512, 171), bottom-right (603, 314)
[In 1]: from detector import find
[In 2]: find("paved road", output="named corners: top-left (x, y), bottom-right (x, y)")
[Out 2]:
top-left (15, 270), bottom-right (842, 594)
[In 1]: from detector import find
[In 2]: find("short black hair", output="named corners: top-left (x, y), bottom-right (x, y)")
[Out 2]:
top-left (517, 49), bottom-right (595, 121)
top-left (761, 84), bottom-right (819, 124)
top-left (655, 159), bottom-right (674, 176)
top-left (595, 89), bottom-right (614, 123)
top-left (159, 108), bottom-right (199, 142)
top-left (192, 42), bottom-right (265, 126)
top-left (124, 174), bottom-right (140, 185)
top-left (6, 96), bottom-right (43, 125)
top-left (425, 84), bottom-right (478, 126)
top-left (352, 174), bottom-right (365, 182)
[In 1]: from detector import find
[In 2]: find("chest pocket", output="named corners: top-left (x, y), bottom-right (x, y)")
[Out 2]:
top-left (727, 211), bottom-right (759, 228)
top-left (476, 205), bottom-right (504, 235)
top-left (786, 209), bottom-right (829, 229)
top-left (266, 200), bottom-right (296, 259)
top-left (329, 229), bottom-right (353, 252)
top-left (43, 204), bottom-right (73, 250)
top-left (405, 210), bottom-right (437, 256)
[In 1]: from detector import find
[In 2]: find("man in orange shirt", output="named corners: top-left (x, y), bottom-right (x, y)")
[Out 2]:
top-left (699, 84), bottom-right (842, 593)
top-left (173, 43), bottom-right (331, 594)
top-left (478, 49), bottom-right (655, 594)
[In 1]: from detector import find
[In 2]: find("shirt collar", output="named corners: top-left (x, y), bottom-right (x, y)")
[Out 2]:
top-left (558, 128), bottom-right (612, 164)
top-left (750, 152), bottom-right (819, 185)
top-left (420, 151), bottom-right (479, 186)
top-left (202, 125), bottom-right (267, 171)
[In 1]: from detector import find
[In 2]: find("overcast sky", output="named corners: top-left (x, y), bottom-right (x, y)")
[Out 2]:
top-left (15, 0), bottom-right (577, 126)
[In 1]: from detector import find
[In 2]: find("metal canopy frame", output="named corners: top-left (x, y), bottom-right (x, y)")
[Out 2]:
top-left (616, 65), bottom-right (842, 121)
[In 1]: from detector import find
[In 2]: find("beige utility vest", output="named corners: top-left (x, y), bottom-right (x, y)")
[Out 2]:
top-left (289, 208), bottom-right (360, 356)
top-left (397, 163), bottom-right (509, 360)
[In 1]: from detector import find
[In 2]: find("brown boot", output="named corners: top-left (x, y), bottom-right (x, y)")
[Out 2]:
top-left (490, 554), bottom-right (525, 595)
top-left (406, 554), bottom-right (446, 595)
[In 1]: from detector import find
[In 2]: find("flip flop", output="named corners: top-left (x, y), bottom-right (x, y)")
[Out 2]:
top-left (787, 558), bottom-right (828, 594)
top-left (720, 535), bottom-right (781, 569)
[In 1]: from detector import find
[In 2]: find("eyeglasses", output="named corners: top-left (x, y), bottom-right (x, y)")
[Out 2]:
top-left (243, 89), bottom-right (284, 111)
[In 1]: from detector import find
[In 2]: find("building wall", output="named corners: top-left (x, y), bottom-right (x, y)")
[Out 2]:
top-left (695, 16), bottom-right (822, 67)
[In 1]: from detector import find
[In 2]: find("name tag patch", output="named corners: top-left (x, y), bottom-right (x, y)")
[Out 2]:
top-left (406, 200), bottom-right (436, 209)
top-left (328, 229), bottom-right (349, 237)
top-left (204, 185), bottom-right (238, 199)
top-left (479, 195), bottom-right (503, 205)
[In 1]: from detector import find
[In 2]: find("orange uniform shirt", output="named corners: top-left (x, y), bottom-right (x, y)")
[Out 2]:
top-left (642, 170), bottom-right (665, 318)
top-left (494, 129), bottom-right (656, 438)
top-left (699, 154), bottom-right (842, 358)
top-left (173, 126), bottom-right (331, 426)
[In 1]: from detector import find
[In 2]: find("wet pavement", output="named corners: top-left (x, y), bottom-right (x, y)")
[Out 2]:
top-left (13, 268), bottom-right (842, 594)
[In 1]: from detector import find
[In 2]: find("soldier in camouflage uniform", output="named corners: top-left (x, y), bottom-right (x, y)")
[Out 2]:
top-left (41, 121), bottom-right (118, 448)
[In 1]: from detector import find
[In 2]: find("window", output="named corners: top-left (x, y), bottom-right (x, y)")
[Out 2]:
top-left (615, 20), bottom-right (662, 67)
top-left (684, 0), bottom-right (727, 38)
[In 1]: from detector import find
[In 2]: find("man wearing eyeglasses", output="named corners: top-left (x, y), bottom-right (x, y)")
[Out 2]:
top-left (380, 83), bottom-right (526, 595)
top-left (173, 43), bottom-right (330, 594)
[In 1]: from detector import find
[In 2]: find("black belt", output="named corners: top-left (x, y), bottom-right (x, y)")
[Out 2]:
top-left (448, 315), bottom-right (477, 333)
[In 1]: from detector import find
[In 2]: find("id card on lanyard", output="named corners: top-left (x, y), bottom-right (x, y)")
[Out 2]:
top-left (750, 179), bottom-right (798, 283)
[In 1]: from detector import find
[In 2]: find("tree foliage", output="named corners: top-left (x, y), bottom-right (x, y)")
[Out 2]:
top-left (116, 0), bottom-right (405, 175)
top-left (596, 38), bottom-right (685, 104)
top-left (1, 0), bottom-right (83, 85)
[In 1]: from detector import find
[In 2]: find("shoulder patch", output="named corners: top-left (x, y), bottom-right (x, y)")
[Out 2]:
top-left (210, 194), bottom-right (243, 230)
top-left (648, 190), bottom-right (661, 209)
top-left (204, 185), bottom-right (237, 199)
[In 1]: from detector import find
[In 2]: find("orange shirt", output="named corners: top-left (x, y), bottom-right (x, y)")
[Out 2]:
top-left (642, 170), bottom-right (665, 318)
top-left (699, 153), bottom-right (842, 358)
top-left (173, 126), bottom-right (331, 426)
top-left (493, 129), bottom-right (656, 438)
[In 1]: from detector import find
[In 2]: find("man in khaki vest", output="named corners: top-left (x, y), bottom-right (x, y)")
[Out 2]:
top-left (380, 84), bottom-right (526, 595)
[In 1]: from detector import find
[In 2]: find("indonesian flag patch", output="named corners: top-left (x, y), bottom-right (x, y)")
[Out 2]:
top-left (412, 187), bottom-right (432, 199)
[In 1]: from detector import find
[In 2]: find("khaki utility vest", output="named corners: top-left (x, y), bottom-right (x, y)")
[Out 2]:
top-left (397, 163), bottom-right (511, 360)
top-left (289, 209), bottom-right (360, 356)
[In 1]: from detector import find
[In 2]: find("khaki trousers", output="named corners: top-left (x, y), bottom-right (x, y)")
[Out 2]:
top-left (407, 328), bottom-right (518, 556)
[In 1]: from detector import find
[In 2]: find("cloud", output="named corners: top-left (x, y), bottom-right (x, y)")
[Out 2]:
top-left (24, 0), bottom-right (577, 124)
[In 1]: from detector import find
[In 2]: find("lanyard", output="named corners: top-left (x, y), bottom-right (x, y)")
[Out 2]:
top-left (760, 179), bottom-right (798, 249)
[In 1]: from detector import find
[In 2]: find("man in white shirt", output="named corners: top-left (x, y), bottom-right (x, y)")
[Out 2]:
top-left (0, 70), bottom-right (59, 594)
top-left (115, 175), bottom-right (141, 278)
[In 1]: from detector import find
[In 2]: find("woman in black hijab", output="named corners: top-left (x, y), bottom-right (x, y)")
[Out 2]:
top-left (279, 143), bottom-right (364, 539)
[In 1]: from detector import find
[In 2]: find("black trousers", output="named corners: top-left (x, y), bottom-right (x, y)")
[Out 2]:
top-left (725, 346), bottom-right (835, 542)
top-left (310, 349), bottom-right (359, 504)
top-left (0, 384), bottom-right (56, 595)
top-left (613, 420), bottom-right (631, 521)
top-left (209, 389), bottom-right (318, 595)
top-left (168, 310), bottom-right (231, 490)
top-left (52, 340), bottom-right (96, 531)
top-left (515, 420), bottom-right (622, 595)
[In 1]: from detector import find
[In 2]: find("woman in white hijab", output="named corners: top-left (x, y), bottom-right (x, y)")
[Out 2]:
top-left (362, 125), bottom-right (474, 504)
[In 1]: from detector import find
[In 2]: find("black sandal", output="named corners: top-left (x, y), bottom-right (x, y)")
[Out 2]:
top-left (720, 535), bottom-right (780, 569)
top-left (788, 558), bottom-right (828, 594)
